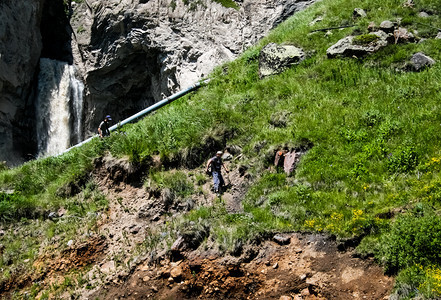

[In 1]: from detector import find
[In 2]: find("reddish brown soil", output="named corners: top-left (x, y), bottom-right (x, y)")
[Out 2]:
top-left (91, 233), bottom-right (394, 300)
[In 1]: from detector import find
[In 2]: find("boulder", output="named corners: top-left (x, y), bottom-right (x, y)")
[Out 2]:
top-left (273, 234), bottom-right (291, 245)
top-left (436, 32), bottom-right (441, 40)
top-left (327, 31), bottom-right (389, 58)
top-left (259, 43), bottom-right (305, 78)
top-left (418, 11), bottom-right (430, 18)
top-left (353, 8), bottom-right (367, 19)
top-left (409, 52), bottom-right (435, 71)
top-left (380, 20), bottom-right (395, 33)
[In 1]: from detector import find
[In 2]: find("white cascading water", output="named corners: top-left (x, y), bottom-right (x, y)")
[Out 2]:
top-left (36, 58), bottom-right (84, 157)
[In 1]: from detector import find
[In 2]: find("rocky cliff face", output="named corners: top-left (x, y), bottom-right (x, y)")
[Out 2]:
top-left (0, 0), bottom-right (315, 165)
top-left (70, 0), bottom-right (315, 135)
top-left (0, 0), bottom-right (44, 165)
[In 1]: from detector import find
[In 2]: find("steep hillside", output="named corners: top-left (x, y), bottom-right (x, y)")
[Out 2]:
top-left (2, 0), bottom-right (441, 298)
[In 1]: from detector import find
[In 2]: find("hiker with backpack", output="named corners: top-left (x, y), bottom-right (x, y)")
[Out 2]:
top-left (98, 115), bottom-right (112, 138)
top-left (206, 151), bottom-right (229, 195)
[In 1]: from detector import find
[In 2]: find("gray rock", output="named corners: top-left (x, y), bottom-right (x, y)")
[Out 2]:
top-left (221, 152), bottom-right (233, 161)
top-left (418, 11), bottom-right (430, 18)
top-left (410, 52), bottom-right (435, 71)
top-left (67, 240), bottom-right (74, 247)
top-left (48, 212), bottom-right (58, 219)
top-left (327, 31), bottom-right (389, 58)
top-left (380, 20), bottom-right (395, 33)
top-left (353, 8), bottom-right (367, 19)
top-left (259, 43), bottom-right (305, 78)
top-left (436, 32), bottom-right (441, 40)
top-left (273, 234), bottom-right (291, 245)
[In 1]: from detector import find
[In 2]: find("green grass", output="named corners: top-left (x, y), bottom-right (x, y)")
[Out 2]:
top-left (2, 0), bottom-right (441, 297)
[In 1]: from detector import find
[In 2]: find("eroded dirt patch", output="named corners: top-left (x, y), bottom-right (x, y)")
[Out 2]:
top-left (91, 233), bottom-right (393, 299)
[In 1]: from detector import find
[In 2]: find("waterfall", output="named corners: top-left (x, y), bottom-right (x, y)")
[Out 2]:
top-left (36, 58), bottom-right (84, 157)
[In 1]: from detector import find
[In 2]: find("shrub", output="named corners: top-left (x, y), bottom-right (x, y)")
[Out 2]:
top-left (377, 212), bottom-right (441, 272)
top-left (387, 146), bottom-right (418, 174)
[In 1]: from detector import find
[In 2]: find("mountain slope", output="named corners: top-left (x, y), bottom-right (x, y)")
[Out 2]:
top-left (2, 0), bottom-right (441, 298)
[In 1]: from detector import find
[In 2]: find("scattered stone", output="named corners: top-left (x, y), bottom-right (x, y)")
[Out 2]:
top-left (403, 0), bottom-right (414, 7)
top-left (0, 230), bottom-right (5, 236)
top-left (301, 287), bottom-right (311, 296)
top-left (380, 20), bottom-right (395, 33)
top-left (67, 240), bottom-right (74, 247)
top-left (353, 8), bottom-right (367, 19)
top-left (168, 277), bottom-right (174, 284)
top-left (57, 208), bottom-right (67, 217)
top-left (418, 11), bottom-right (430, 18)
top-left (436, 32), bottom-right (441, 40)
top-left (221, 152), bottom-right (233, 161)
top-left (101, 261), bottom-right (116, 274)
top-left (410, 52), bottom-right (435, 71)
top-left (48, 212), bottom-right (58, 219)
top-left (273, 262), bottom-right (279, 269)
top-left (23, 259), bottom-right (30, 263)
top-left (151, 286), bottom-right (158, 292)
top-left (280, 296), bottom-right (292, 300)
top-left (326, 31), bottom-right (389, 58)
top-left (273, 234), bottom-right (291, 245)
top-left (128, 224), bottom-right (141, 234)
top-left (309, 16), bottom-right (323, 26)
top-left (170, 265), bottom-right (183, 280)
top-left (393, 27), bottom-right (415, 44)
top-left (259, 43), bottom-right (305, 78)
top-left (300, 274), bottom-right (308, 280)
top-left (142, 275), bottom-right (150, 282)
top-left (367, 22), bottom-right (377, 32)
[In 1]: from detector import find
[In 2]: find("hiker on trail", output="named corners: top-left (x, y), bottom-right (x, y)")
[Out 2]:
top-left (206, 151), bottom-right (229, 194)
top-left (98, 115), bottom-right (112, 138)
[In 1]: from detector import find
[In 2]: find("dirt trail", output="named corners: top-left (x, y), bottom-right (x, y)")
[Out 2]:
top-left (90, 232), bottom-right (393, 299)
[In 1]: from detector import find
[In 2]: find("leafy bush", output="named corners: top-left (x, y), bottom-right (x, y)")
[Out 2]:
top-left (387, 146), bottom-right (418, 174)
top-left (377, 212), bottom-right (441, 272)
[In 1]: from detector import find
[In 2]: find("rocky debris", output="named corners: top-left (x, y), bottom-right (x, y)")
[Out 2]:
top-left (100, 261), bottom-right (116, 274)
top-left (403, 0), bottom-right (414, 8)
top-left (89, 232), bottom-right (394, 300)
top-left (393, 27), bottom-right (415, 44)
top-left (259, 43), bottom-right (306, 78)
top-left (436, 32), bottom-right (441, 39)
top-left (326, 31), bottom-right (389, 58)
top-left (221, 152), bottom-right (234, 161)
top-left (353, 8), bottom-right (367, 19)
top-left (409, 52), bottom-right (436, 71)
top-left (380, 20), bottom-right (395, 33)
top-left (128, 224), bottom-right (141, 234)
top-left (273, 234), bottom-right (291, 245)
top-left (170, 265), bottom-right (183, 280)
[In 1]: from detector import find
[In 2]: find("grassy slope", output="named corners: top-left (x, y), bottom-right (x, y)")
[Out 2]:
top-left (2, 0), bottom-right (441, 297)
